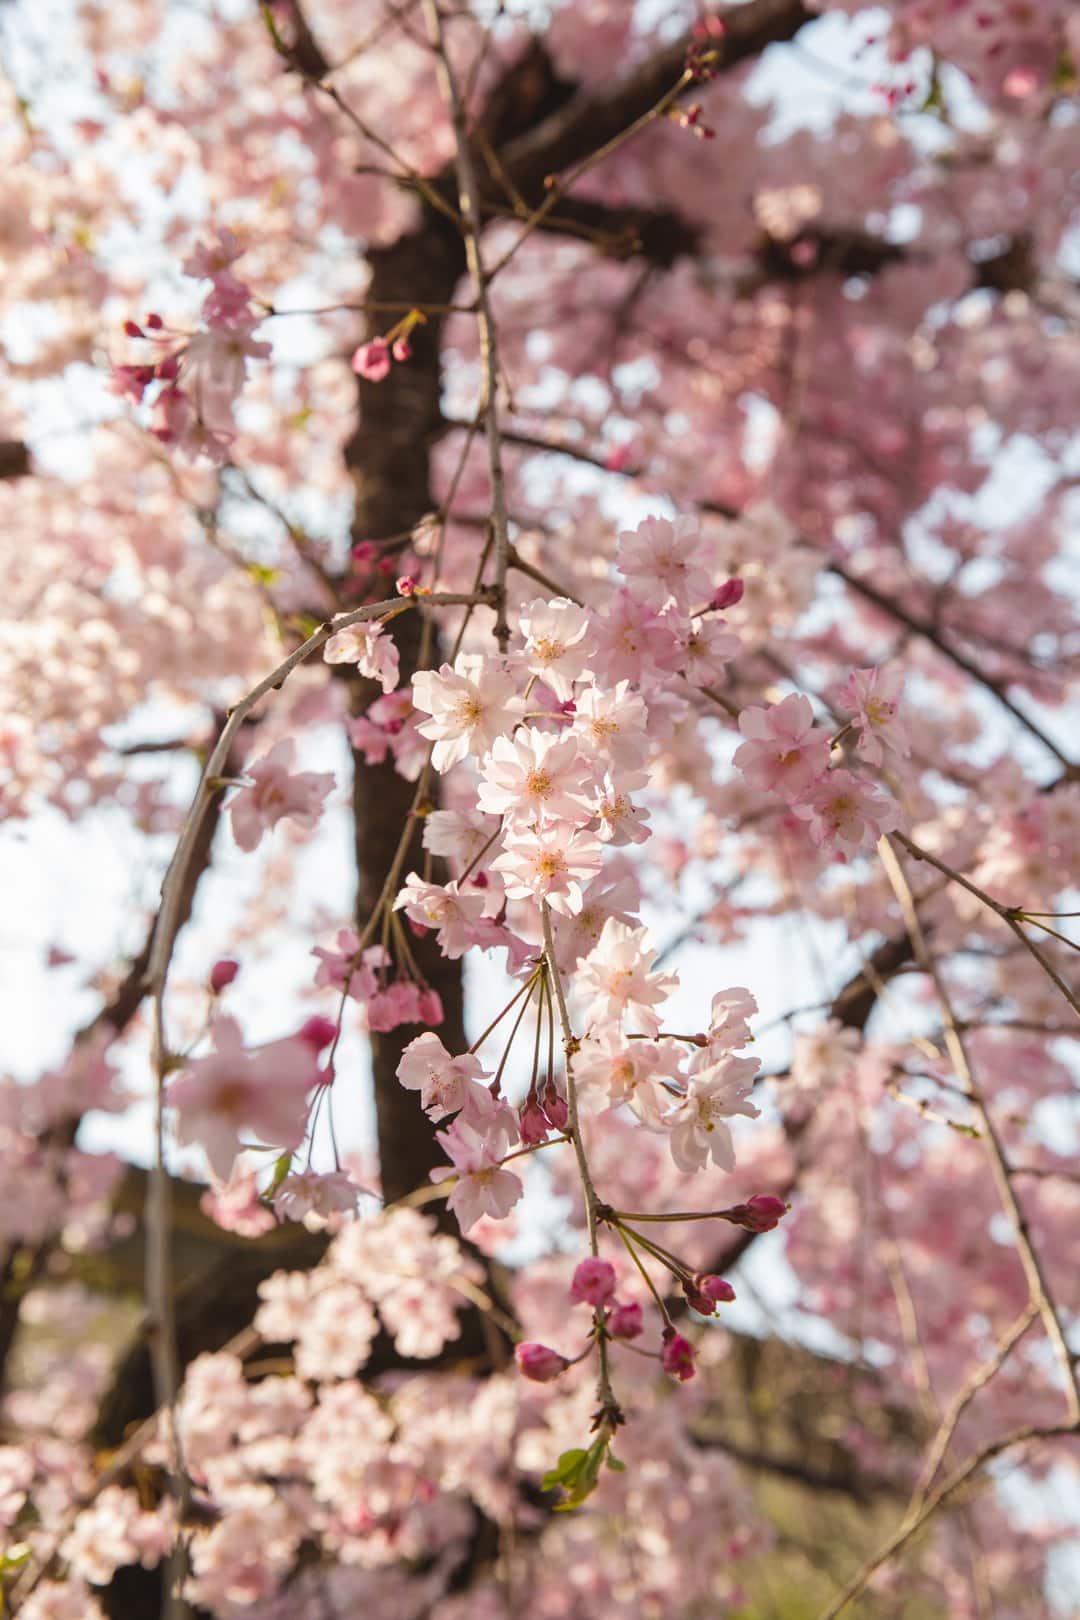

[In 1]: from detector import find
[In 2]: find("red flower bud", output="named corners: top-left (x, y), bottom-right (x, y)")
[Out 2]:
top-left (298, 1015), bottom-right (338, 1053)
top-left (209, 958), bottom-right (240, 994)
top-left (608, 1301), bottom-right (643, 1340)
top-left (570, 1257), bottom-right (617, 1307)
top-left (661, 1330), bottom-right (696, 1381)
top-left (516, 1342), bottom-right (568, 1382)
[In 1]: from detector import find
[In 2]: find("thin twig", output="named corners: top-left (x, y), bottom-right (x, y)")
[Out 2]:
top-left (423, 0), bottom-right (512, 649)
top-left (878, 835), bottom-right (1080, 1424)
top-left (541, 902), bottom-right (621, 1429)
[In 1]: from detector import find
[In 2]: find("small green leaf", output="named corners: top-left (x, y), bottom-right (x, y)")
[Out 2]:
top-left (247, 563), bottom-right (281, 587)
top-left (605, 1452), bottom-right (626, 1472)
top-left (263, 1153), bottom-right (293, 1202)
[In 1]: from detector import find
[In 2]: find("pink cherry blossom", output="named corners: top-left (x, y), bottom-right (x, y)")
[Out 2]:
top-left (617, 515), bottom-right (711, 613)
top-left (393, 874), bottom-right (487, 959)
top-left (792, 769), bottom-right (898, 857)
top-left (396, 1032), bottom-right (490, 1122)
top-left (273, 1170), bottom-right (360, 1224)
top-left (228, 741), bottom-right (334, 852)
top-left (575, 918), bottom-right (677, 1037)
top-left (572, 682), bottom-right (650, 773)
top-left (491, 824), bottom-right (603, 916)
top-left (668, 1054), bottom-right (761, 1174)
top-left (432, 1119), bottom-right (523, 1231)
top-left (733, 694), bottom-right (831, 800)
top-left (518, 597), bottom-right (592, 700)
top-left (323, 619), bottom-right (400, 692)
top-left (840, 665), bottom-right (911, 767)
top-left (681, 615), bottom-right (741, 687)
top-left (477, 728), bottom-right (595, 826)
top-left (412, 655), bottom-right (524, 772)
top-left (168, 1017), bottom-right (319, 1181)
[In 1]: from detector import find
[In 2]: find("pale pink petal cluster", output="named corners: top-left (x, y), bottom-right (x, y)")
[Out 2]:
top-left (840, 666), bottom-right (911, 767)
top-left (518, 596), bottom-right (591, 700)
top-left (229, 740), bottom-right (335, 852)
top-left (323, 618), bottom-right (400, 693)
top-left (412, 655), bottom-right (524, 771)
top-left (168, 1017), bottom-right (320, 1181)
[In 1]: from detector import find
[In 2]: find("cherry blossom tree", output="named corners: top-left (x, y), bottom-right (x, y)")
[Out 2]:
top-left (1, 1), bottom-right (1079, 1617)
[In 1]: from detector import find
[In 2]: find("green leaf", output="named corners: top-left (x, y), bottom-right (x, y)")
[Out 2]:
top-left (605, 1452), bottom-right (626, 1472)
top-left (543, 1436), bottom-right (622, 1511)
top-left (263, 1152), bottom-right (293, 1202)
top-left (247, 563), bottom-right (281, 587)
top-left (541, 1448), bottom-right (588, 1494)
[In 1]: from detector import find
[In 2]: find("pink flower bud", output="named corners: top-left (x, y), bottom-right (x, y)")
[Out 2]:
top-left (391, 336), bottom-right (412, 362)
top-left (744, 1193), bottom-right (788, 1230)
top-left (156, 355), bottom-right (180, 382)
top-left (541, 1084), bottom-right (568, 1132)
top-left (299, 1015), bottom-right (338, 1052)
top-left (697, 1274), bottom-right (736, 1304)
top-left (570, 1257), bottom-right (617, 1307)
top-left (351, 339), bottom-right (392, 382)
top-left (123, 319), bottom-right (144, 338)
top-left (145, 312), bottom-right (164, 330)
top-left (396, 574), bottom-right (419, 596)
top-left (724, 1194), bottom-right (789, 1232)
top-left (351, 541), bottom-right (377, 566)
top-left (661, 1330), bottom-right (696, 1381)
top-left (608, 1301), bottom-right (643, 1340)
top-left (516, 1342), bottom-right (568, 1382)
top-left (209, 958), bottom-right (240, 994)
top-left (519, 1096), bottom-right (549, 1146)
top-left (709, 577), bottom-right (744, 611)
top-left (685, 1285), bottom-right (716, 1316)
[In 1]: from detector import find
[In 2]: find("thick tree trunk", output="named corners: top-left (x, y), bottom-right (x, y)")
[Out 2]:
top-left (344, 219), bottom-right (469, 1204)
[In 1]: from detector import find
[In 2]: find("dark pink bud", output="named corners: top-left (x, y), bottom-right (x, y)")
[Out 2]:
top-left (519, 1096), bottom-right (549, 1147)
top-left (516, 1342), bottom-right (568, 1383)
top-left (685, 1286), bottom-right (716, 1316)
top-left (744, 1193), bottom-right (788, 1230)
top-left (145, 312), bottom-right (164, 330)
top-left (396, 574), bottom-right (419, 596)
top-left (351, 339), bottom-right (392, 382)
top-left (299, 1015), bottom-right (338, 1052)
top-left (697, 1274), bottom-right (736, 1305)
top-left (608, 1301), bottom-right (643, 1340)
top-left (570, 1257), bottom-right (617, 1307)
top-left (709, 577), bottom-right (744, 611)
top-left (391, 336), bottom-right (412, 362)
top-left (407, 918), bottom-right (430, 939)
top-left (123, 319), bottom-right (144, 338)
top-left (351, 541), bottom-right (377, 566)
top-left (376, 556), bottom-right (397, 576)
top-left (156, 355), bottom-right (180, 381)
top-left (724, 1194), bottom-right (789, 1232)
top-left (661, 1330), bottom-right (696, 1382)
top-left (418, 988), bottom-right (444, 1025)
top-left (209, 958), bottom-right (240, 994)
top-left (541, 1084), bottom-right (568, 1132)
top-left (470, 870), bottom-right (489, 888)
